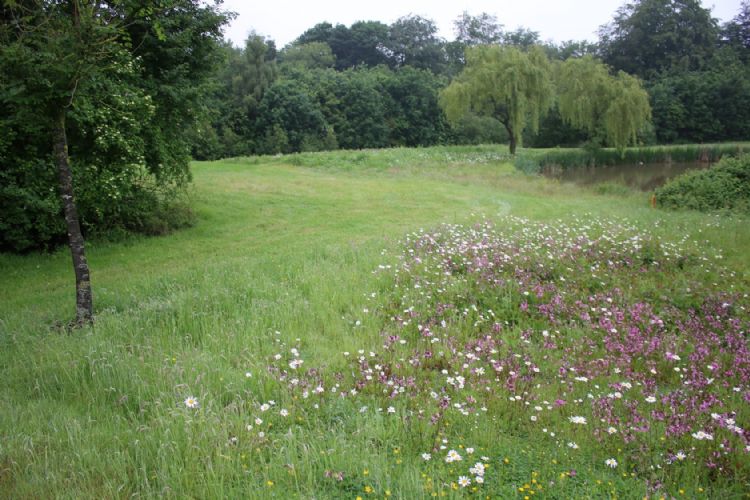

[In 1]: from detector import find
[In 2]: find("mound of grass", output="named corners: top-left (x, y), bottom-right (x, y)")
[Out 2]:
top-left (655, 154), bottom-right (750, 212)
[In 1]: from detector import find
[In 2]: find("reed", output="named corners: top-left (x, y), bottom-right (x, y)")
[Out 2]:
top-left (519, 143), bottom-right (749, 171)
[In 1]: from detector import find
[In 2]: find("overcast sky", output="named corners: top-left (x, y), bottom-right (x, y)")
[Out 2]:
top-left (220, 0), bottom-right (743, 48)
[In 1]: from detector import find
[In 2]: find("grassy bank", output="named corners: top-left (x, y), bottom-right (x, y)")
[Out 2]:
top-left (1, 146), bottom-right (748, 498)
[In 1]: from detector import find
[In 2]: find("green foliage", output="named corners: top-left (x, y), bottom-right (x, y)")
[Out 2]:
top-left (196, 6), bottom-right (750, 158)
top-left (381, 67), bottom-right (448, 147)
top-left (445, 113), bottom-right (508, 145)
top-left (452, 11), bottom-right (503, 46)
top-left (513, 154), bottom-right (541, 175)
top-left (440, 45), bottom-right (554, 154)
top-left (0, 158), bottom-right (65, 252)
top-left (295, 21), bottom-right (391, 70)
top-left (255, 81), bottom-right (329, 154)
top-left (502, 27), bottom-right (541, 48)
top-left (655, 154), bottom-right (750, 212)
top-left (0, 1), bottom-right (229, 252)
top-left (526, 143), bottom-right (747, 170)
top-left (195, 35), bottom-right (279, 158)
top-left (591, 182), bottom-right (635, 196)
top-left (556, 56), bottom-right (652, 152)
top-left (279, 42), bottom-right (335, 71)
top-left (721, 1), bottom-right (750, 63)
top-left (524, 108), bottom-right (588, 147)
top-left (384, 15), bottom-right (446, 73)
top-left (647, 55), bottom-right (750, 143)
top-left (599, 0), bottom-right (719, 78)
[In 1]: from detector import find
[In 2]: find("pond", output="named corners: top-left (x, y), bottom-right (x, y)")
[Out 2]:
top-left (543, 161), bottom-right (711, 191)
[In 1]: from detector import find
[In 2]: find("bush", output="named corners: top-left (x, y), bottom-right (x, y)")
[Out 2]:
top-left (655, 154), bottom-right (750, 212)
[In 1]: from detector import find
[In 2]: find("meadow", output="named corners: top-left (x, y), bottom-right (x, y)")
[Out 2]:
top-left (1, 146), bottom-right (748, 499)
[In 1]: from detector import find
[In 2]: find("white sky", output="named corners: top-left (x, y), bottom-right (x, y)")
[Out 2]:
top-left (220, 0), bottom-right (743, 48)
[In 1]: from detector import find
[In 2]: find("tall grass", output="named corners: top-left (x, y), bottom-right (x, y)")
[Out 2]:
top-left (1, 146), bottom-right (748, 498)
top-left (519, 143), bottom-right (749, 171)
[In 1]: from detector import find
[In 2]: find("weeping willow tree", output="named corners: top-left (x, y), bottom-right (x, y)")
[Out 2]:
top-left (556, 55), bottom-right (651, 153)
top-left (439, 45), bottom-right (553, 154)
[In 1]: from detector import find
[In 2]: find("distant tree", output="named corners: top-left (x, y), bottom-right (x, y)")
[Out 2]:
top-left (545, 40), bottom-right (598, 60)
top-left (721, 1), bottom-right (750, 63)
top-left (453, 12), bottom-right (503, 46)
top-left (647, 60), bottom-right (750, 143)
top-left (229, 34), bottom-right (278, 111)
top-left (439, 45), bottom-right (554, 154)
top-left (280, 42), bottom-right (335, 71)
top-left (446, 12), bottom-right (504, 75)
top-left (296, 22), bottom-right (335, 45)
top-left (556, 56), bottom-right (651, 151)
top-left (502, 27), bottom-right (541, 49)
top-left (255, 80), bottom-right (330, 153)
top-left (524, 108), bottom-right (589, 148)
top-left (216, 34), bottom-right (278, 155)
top-left (334, 69), bottom-right (391, 148)
top-left (383, 67), bottom-right (448, 146)
top-left (385, 15), bottom-right (446, 73)
top-left (346, 21), bottom-right (391, 68)
top-left (598, 0), bottom-right (719, 78)
top-left (294, 21), bottom-right (389, 69)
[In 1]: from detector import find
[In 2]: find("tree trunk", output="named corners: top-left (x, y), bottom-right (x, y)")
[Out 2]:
top-left (53, 109), bottom-right (93, 326)
top-left (504, 122), bottom-right (517, 155)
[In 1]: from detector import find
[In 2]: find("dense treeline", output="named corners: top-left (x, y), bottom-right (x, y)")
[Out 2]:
top-left (192, 1), bottom-right (750, 160)
top-left (2, 0), bottom-right (749, 254)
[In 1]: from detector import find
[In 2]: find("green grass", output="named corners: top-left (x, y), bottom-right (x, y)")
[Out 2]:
top-left (1, 145), bottom-right (748, 498)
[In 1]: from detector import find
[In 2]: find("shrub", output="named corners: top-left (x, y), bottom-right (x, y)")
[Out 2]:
top-left (655, 154), bottom-right (750, 212)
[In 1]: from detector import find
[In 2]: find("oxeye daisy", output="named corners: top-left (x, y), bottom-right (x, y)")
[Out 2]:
top-left (184, 396), bottom-right (199, 409)
top-left (692, 431), bottom-right (713, 440)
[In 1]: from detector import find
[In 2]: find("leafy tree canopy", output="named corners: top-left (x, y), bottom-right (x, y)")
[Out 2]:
top-left (453, 11), bottom-right (503, 46)
top-left (439, 45), bottom-right (554, 154)
top-left (721, 1), bottom-right (750, 62)
top-left (598, 0), bottom-right (719, 78)
top-left (556, 55), bottom-right (652, 151)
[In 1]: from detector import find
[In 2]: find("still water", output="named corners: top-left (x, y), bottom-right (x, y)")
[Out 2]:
top-left (544, 161), bottom-right (710, 191)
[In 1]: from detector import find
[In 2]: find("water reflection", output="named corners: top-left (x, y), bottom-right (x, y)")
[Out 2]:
top-left (544, 162), bottom-right (711, 191)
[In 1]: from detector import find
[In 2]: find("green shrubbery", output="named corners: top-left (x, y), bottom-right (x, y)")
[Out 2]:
top-left (655, 154), bottom-right (750, 212)
top-left (0, 1), bottom-right (227, 253)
